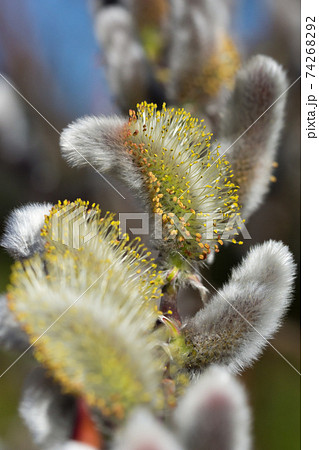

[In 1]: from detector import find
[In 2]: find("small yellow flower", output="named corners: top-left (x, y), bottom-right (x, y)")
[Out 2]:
top-left (60, 105), bottom-right (242, 273)
top-left (125, 102), bottom-right (241, 265)
top-left (8, 200), bottom-right (167, 420)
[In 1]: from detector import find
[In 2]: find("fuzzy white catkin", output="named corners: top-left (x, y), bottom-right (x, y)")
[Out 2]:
top-left (1, 203), bottom-right (53, 259)
top-left (184, 240), bottom-right (296, 372)
top-left (60, 115), bottom-right (143, 192)
top-left (60, 104), bottom-right (241, 268)
top-left (0, 294), bottom-right (29, 351)
top-left (60, 115), bottom-right (125, 171)
top-left (174, 366), bottom-right (251, 450)
top-left (19, 368), bottom-right (76, 449)
top-left (10, 203), bottom-right (165, 418)
top-left (94, 6), bottom-right (150, 111)
top-left (220, 55), bottom-right (288, 219)
top-left (167, 0), bottom-right (228, 102)
top-left (112, 409), bottom-right (184, 450)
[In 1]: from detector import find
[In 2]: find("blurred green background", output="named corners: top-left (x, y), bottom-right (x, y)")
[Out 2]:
top-left (0, 0), bottom-right (300, 448)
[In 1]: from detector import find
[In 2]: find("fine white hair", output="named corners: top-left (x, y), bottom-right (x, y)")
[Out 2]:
top-left (220, 55), bottom-right (288, 219)
top-left (175, 366), bottom-right (251, 450)
top-left (184, 240), bottom-right (296, 372)
top-left (1, 203), bottom-right (53, 259)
